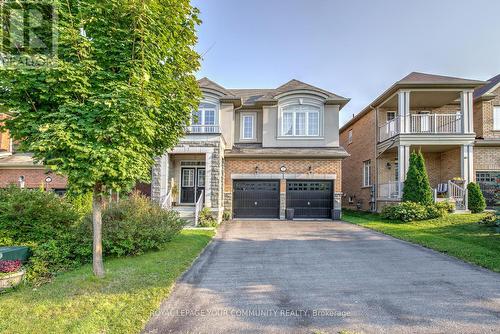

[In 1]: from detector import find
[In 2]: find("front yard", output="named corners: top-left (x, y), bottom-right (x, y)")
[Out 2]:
top-left (0, 229), bottom-right (214, 334)
top-left (343, 210), bottom-right (500, 273)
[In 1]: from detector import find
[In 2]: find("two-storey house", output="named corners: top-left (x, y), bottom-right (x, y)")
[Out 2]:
top-left (340, 72), bottom-right (488, 212)
top-left (151, 78), bottom-right (350, 222)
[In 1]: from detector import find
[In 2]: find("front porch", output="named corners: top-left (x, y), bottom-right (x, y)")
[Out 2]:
top-left (377, 145), bottom-right (471, 211)
top-left (152, 141), bottom-right (225, 224)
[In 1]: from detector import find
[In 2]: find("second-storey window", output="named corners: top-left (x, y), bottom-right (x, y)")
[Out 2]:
top-left (281, 104), bottom-right (320, 137)
top-left (192, 102), bottom-right (217, 126)
top-left (494, 106), bottom-right (500, 131)
top-left (363, 160), bottom-right (371, 187)
top-left (240, 113), bottom-right (256, 140)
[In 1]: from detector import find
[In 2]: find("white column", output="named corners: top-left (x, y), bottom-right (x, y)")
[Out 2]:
top-left (460, 90), bottom-right (474, 134)
top-left (397, 145), bottom-right (410, 197)
top-left (460, 144), bottom-right (474, 185)
top-left (159, 154), bottom-right (169, 198)
top-left (204, 152), bottom-right (212, 207)
top-left (398, 90), bottom-right (411, 133)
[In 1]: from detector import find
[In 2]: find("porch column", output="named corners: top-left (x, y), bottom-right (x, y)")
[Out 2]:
top-left (397, 145), bottom-right (410, 197)
top-left (204, 151), bottom-right (213, 207)
top-left (151, 153), bottom-right (168, 203)
top-left (460, 144), bottom-right (474, 185)
top-left (398, 90), bottom-right (411, 133)
top-left (460, 90), bottom-right (474, 134)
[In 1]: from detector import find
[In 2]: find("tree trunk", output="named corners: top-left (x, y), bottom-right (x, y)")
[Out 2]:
top-left (92, 185), bottom-right (105, 277)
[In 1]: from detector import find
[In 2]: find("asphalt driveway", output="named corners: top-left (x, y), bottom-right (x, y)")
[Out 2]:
top-left (143, 220), bottom-right (500, 334)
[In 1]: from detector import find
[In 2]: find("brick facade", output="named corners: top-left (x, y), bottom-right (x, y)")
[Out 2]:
top-left (473, 147), bottom-right (500, 172)
top-left (340, 109), bottom-right (376, 211)
top-left (474, 86), bottom-right (500, 140)
top-left (0, 168), bottom-right (67, 189)
top-left (223, 158), bottom-right (343, 218)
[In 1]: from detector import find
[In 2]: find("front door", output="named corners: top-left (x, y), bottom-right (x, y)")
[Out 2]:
top-left (180, 167), bottom-right (205, 204)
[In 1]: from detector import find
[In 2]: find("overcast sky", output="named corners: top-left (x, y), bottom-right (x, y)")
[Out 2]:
top-left (193, 0), bottom-right (500, 126)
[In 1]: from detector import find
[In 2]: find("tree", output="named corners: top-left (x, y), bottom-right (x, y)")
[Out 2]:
top-left (402, 151), bottom-right (433, 206)
top-left (467, 182), bottom-right (486, 213)
top-left (0, 0), bottom-right (201, 277)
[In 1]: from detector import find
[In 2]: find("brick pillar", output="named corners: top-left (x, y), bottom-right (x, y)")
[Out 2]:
top-left (279, 178), bottom-right (286, 220)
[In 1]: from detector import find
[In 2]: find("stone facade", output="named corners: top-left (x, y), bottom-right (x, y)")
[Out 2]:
top-left (152, 136), bottom-right (225, 218)
top-left (474, 86), bottom-right (500, 140)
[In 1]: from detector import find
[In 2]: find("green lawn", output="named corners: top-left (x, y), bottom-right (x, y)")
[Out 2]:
top-left (343, 210), bottom-right (500, 273)
top-left (0, 229), bottom-right (214, 334)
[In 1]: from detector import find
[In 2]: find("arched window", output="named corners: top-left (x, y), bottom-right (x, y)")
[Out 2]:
top-left (280, 103), bottom-right (320, 137)
top-left (190, 98), bottom-right (219, 133)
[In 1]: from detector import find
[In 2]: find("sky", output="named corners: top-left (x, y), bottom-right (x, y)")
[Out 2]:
top-left (193, 0), bottom-right (500, 126)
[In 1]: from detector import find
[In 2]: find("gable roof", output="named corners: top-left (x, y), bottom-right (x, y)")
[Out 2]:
top-left (474, 74), bottom-right (500, 99)
top-left (340, 72), bottom-right (486, 133)
top-left (397, 72), bottom-right (485, 85)
top-left (197, 77), bottom-right (237, 98)
top-left (198, 78), bottom-right (350, 109)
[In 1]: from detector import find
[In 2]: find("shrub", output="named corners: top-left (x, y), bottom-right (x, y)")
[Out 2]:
top-left (479, 212), bottom-right (499, 227)
top-left (402, 151), bottom-right (433, 205)
top-left (0, 260), bottom-right (22, 273)
top-left (0, 186), bottom-right (80, 243)
top-left (222, 210), bottom-right (231, 222)
top-left (65, 192), bottom-right (93, 217)
top-left (198, 207), bottom-right (217, 227)
top-left (381, 202), bottom-right (429, 222)
top-left (426, 201), bottom-right (455, 218)
top-left (467, 182), bottom-right (486, 213)
top-left (76, 192), bottom-right (186, 257)
top-left (0, 187), bottom-right (83, 282)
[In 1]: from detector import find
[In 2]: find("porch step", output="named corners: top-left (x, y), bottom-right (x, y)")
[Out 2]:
top-left (453, 209), bottom-right (471, 214)
top-left (171, 206), bottom-right (196, 225)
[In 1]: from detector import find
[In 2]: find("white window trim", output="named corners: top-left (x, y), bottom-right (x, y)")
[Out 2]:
top-left (240, 112), bottom-right (256, 140)
top-left (494, 106), bottom-right (500, 131)
top-left (348, 129), bottom-right (353, 144)
top-left (277, 96), bottom-right (324, 139)
top-left (191, 95), bottom-right (220, 127)
top-left (363, 160), bottom-right (371, 187)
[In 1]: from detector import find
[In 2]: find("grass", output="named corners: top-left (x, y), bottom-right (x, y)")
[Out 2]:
top-left (343, 210), bottom-right (500, 273)
top-left (0, 229), bottom-right (214, 334)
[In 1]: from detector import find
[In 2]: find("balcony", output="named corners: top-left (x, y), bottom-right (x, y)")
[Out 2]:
top-left (379, 113), bottom-right (462, 142)
top-left (186, 125), bottom-right (220, 134)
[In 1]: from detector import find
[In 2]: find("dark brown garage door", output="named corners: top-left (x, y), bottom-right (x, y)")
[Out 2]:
top-left (233, 180), bottom-right (280, 219)
top-left (286, 180), bottom-right (333, 218)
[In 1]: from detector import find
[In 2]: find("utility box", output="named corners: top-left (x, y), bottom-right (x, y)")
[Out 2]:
top-left (0, 246), bottom-right (30, 262)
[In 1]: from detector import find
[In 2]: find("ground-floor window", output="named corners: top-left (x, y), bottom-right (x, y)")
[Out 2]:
top-left (475, 171), bottom-right (499, 208)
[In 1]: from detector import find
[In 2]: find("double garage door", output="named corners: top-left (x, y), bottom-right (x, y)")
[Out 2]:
top-left (233, 180), bottom-right (333, 219)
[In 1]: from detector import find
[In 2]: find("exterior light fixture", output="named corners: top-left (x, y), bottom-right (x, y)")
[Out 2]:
top-left (386, 162), bottom-right (392, 170)
top-left (45, 176), bottom-right (52, 183)
top-left (255, 166), bottom-right (259, 174)
top-left (280, 165), bottom-right (287, 173)
top-left (18, 175), bottom-right (25, 189)
top-left (308, 165), bottom-right (312, 173)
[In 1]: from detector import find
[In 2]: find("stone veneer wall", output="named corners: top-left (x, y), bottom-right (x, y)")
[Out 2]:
top-left (151, 138), bottom-right (224, 214)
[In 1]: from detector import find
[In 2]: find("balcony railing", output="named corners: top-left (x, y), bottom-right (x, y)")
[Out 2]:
top-left (379, 113), bottom-right (462, 141)
top-left (186, 125), bottom-right (220, 134)
top-left (378, 181), bottom-right (401, 199)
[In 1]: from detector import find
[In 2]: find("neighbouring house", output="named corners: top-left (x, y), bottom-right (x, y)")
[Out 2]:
top-left (340, 72), bottom-right (490, 212)
top-left (473, 74), bottom-right (500, 208)
top-left (0, 113), bottom-right (67, 193)
top-left (150, 78), bottom-right (350, 222)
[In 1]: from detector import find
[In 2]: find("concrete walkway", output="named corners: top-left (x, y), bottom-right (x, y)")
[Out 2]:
top-left (143, 220), bottom-right (500, 334)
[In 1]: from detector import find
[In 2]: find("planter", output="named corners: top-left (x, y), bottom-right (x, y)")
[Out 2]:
top-left (0, 269), bottom-right (25, 290)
